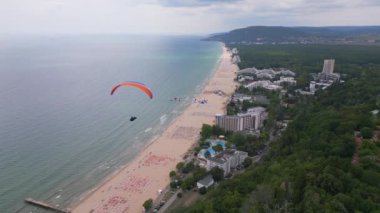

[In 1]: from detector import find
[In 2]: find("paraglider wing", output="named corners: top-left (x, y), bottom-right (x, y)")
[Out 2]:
top-left (111, 81), bottom-right (153, 99)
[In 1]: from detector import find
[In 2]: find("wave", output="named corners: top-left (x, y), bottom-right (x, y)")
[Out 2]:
top-left (144, 128), bottom-right (152, 133)
top-left (160, 114), bottom-right (167, 124)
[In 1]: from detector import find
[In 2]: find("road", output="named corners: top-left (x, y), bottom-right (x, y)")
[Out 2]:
top-left (159, 191), bottom-right (179, 213)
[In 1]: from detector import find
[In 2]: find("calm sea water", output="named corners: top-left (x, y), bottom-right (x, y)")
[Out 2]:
top-left (0, 35), bottom-right (221, 212)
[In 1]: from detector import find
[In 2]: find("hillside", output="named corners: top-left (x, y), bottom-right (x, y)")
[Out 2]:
top-left (206, 26), bottom-right (307, 43)
top-left (234, 44), bottom-right (380, 87)
top-left (174, 45), bottom-right (380, 213)
top-left (206, 26), bottom-right (380, 45)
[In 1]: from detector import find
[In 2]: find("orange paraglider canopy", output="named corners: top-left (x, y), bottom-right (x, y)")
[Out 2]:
top-left (111, 81), bottom-right (153, 99)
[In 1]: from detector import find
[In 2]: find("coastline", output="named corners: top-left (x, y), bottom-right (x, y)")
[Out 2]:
top-left (71, 45), bottom-right (238, 213)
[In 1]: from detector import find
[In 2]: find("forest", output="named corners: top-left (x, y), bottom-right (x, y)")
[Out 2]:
top-left (206, 26), bottom-right (380, 45)
top-left (235, 44), bottom-right (380, 87)
top-left (177, 44), bottom-right (380, 212)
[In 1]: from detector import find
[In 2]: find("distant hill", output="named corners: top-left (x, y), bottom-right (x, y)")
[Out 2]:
top-left (206, 26), bottom-right (307, 42)
top-left (206, 26), bottom-right (380, 45)
top-left (297, 26), bottom-right (380, 36)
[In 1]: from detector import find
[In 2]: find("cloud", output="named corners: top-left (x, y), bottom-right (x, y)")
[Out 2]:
top-left (360, 0), bottom-right (380, 6)
top-left (158, 0), bottom-right (242, 7)
top-left (0, 0), bottom-right (379, 34)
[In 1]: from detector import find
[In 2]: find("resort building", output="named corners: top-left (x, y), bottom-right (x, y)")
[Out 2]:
top-left (310, 81), bottom-right (316, 93)
top-left (215, 114), bottom-right (255, 132)
top-left (296, 89), bottom-right (315, 96)
top-left (244, 80), bottom-right (283, 91)
top-left (273, 77), bottom-right (297, 86)
top-left (231, 93), bottom-right (252, 103)
top-left (206, 139), bottom-right (226, 149)
top-left (232, 55), bottom-right (241, 64)
top-left (277, 69), bottom-right (296, 77)
top-left (252, 95), bottom-right (269, 105)
top-left (238, 67), bottom-right (295, 79)
top-left (256, 73), bottom-right (273, 79)
top-left (206, 149), bottom-right (248, 176)
top-left (299, 59), bottom-right (341, 95)
top-left (237, 75), bottom-right (254, 82)
top-left (197, 175), bottom-right (214, 189)
top-left (231, 48), bottom-right (241, 64)
top-left (322, 59), bottom-right (335, 74)
top-left (245, 107), bottom-right (267, 130)
top-left (231, 93), bottom-right (269, 105)
top-left (317, 59), bottom-right (340, 82)
top-left (197, 139), bottom-right (227, 167)
top-left (215, 107), bottom-right (267, 132)
top-left (231, 48), bottom-right (239, 55)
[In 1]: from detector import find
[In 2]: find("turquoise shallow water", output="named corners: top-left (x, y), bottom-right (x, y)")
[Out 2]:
top-left (0, 35), bottom-right (221, 212)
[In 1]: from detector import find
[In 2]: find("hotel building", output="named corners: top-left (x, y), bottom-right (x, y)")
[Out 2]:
top-left (215, 114), bottom-right (255, 132)
top-left (215, 107), bottom-right (267, 132)
top-left (206, 150), bottom-right (249, 176)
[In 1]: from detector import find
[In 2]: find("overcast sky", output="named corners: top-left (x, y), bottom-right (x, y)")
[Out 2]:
top-left (1, 0), bottom-right (380, 35)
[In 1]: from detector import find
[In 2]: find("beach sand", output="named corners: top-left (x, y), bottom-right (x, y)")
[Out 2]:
top-left (71, 46), bottom-right (237, 213)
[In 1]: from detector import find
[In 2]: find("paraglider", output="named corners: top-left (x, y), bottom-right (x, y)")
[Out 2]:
top-left (111, 81), bottom-right (153, 99)
top-left (111, 81), bottom-right (153, 122)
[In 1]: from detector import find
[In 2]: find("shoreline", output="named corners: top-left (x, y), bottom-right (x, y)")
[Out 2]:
top-left (71, 45), bottom-right (238, 213)
top-left (69, 44), bottom-right (224, 208)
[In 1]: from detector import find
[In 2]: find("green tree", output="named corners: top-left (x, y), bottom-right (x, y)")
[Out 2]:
top-left (201, 124), bottom-right (213, 140)
top-left (169, 171), bottom-right (176, 178)
top-left (361, 170), bottom-right (380, 186)
top-left (182, 162), bottom-right (195, 174)
top-left (360, 127), bottom-right (373, 139)
top-left (210, 167), bottom-right (224, 182)
top-left (194, 146), bottom-right (202, 153)
top-left (181, 177), bottom-right (195, 190)
top-left (242, 100), bottom-right (254, 112)
top-left (211, 125), bottom-right (225, 136)
top-left (192, 166), bottom-right (207, 181)
top-left (199, 187), bottom-right (207, 195)
top-left (143, 198), bottom-right (153, 211)
top-left (170, 181), bottom-right (178, 189)
top-left (212, 144), bottom-right (223, 152)
top-left (176, 162), bottom-right (184, 171)
top-left (243, 158), bottom-right (253, 168)
top-left (218, 191), bottom-right (242, 211)
top-left (177, 192), bottom-right (183, 198)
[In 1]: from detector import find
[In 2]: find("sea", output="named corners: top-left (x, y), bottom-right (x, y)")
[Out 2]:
top-left (0, 35), bottom-right (222, 212)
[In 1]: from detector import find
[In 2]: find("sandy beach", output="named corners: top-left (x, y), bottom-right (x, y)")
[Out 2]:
top-left (71, 46), bottom-right (237, 213)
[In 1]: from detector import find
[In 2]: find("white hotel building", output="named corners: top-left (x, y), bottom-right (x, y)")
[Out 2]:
top-left (215, 107), bottom-right (267, 132)
top-left (206, 150), bottom-right (249, 176)
top-left (215, 114), bottom-right (255, 132)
